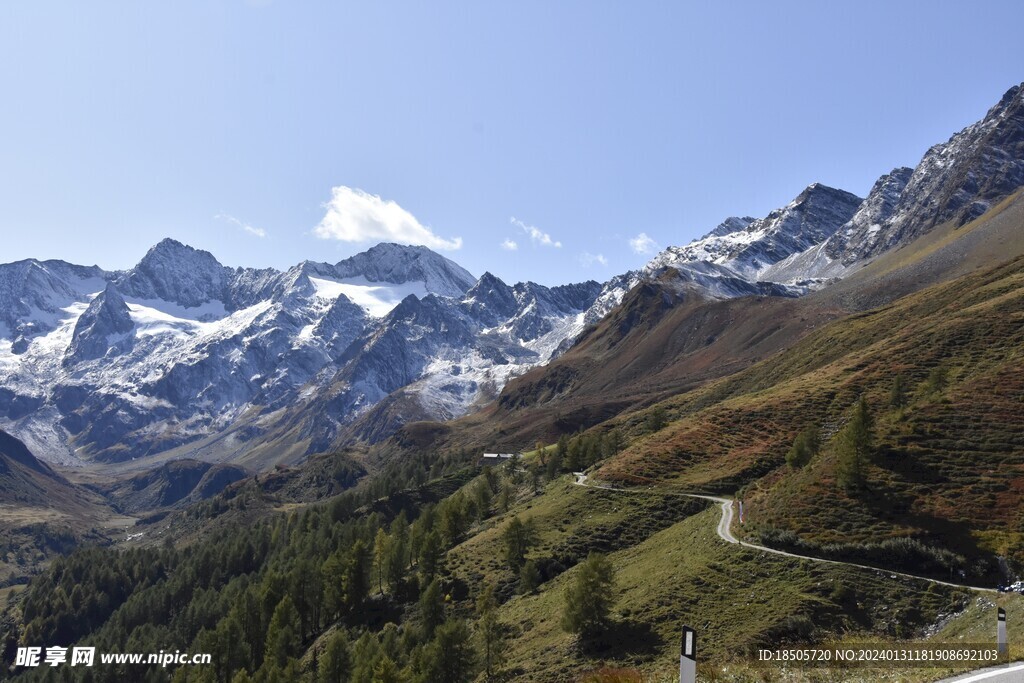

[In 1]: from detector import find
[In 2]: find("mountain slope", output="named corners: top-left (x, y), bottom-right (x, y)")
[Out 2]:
top-left (376, 185), bottom-right (1024, 499)
top-left (206, 275), bottom-right (604, 466)
top-left (0, 242), bottom-right (601, 468)
top-left (774, 83), bottom-right (1024, 282)
top-left (0, 430), bottom-right (123, 585)
top-left (3, 83), bottom-right (1024, 480)
top-left (589, 250), bottom-right (1024, 579)
top-left (0, 430), bottom-right (84, 509)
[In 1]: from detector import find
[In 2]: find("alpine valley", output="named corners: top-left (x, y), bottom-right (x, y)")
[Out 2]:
top-left (3, 85), bottom-right (1024, 682)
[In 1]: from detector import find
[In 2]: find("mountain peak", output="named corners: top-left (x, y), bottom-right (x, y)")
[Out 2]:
top-left (140, 238), bottom-right (221, 265)
top-left (791, 182), bottom-right (862, 209)
top-left (833, 81), bottom-right (1024, 261)
top-left (334, 242), bottom-right (476, 297)
top-left (118, 239), bottom-right (228, 307)
top-left (462, 271), bottom-right (517, 325)
top-left (702, 216), bottom-right (756, 239)
top-left (993, 82), bottom-right (1023, 113)
top-left (63, 284), bottom-right (134, 366)
top-left (474, 271), bottom-right (506, 287)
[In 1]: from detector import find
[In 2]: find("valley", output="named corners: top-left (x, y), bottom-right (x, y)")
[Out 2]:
top-left (1, 82), bottom-right (1023, 682)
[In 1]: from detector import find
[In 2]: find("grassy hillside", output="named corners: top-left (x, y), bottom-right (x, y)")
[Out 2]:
top-left (0, 431), bottom-right (130, 597)
top-left (372, 194), bottom-right (1024, 472)
top-left (442, 475), bottom-right (996, 681)
top-left (5, 195), bottom-right (1024, 682)
top-left (567, 254), bottom-right (1024, 581)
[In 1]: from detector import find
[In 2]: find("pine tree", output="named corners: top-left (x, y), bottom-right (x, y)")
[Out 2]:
top-left (925, 366), bottom-right (948, 395)
top-left (889, 374), bottom-right (907, 408)
top-left (344, 540), bottom-right (371, 610)
top-left (785, 424), bottom-right (820, 469)
top-left (602, 429), bottom-right (623, 459)
top-left (519, 559), bottom-right (541, 594)
top-left (351, 632), bottom-right (384, 683)
top-left (475, 582), bottom-right (505, 682)
top-left (419, 578), bottom-right (445, 639)
top-left (384, 535), bottom-right (407, 595)
top-left (546, 447), bottom-right (563, 481)
top-left (373, 528), bottom-right (389, 595)
top-left (471, 479), bottom-right (493, 523)
top-left (529, 463), bottom-right (542, 493)
top-left (320, 629), bottom-right (352, 683)
top-left (501, 516), bottom-right (537, 570)
top-left (561, 552), bottom-right (616, 640)
top-left (371, 655), bottom-right (403, 683)
top-left (420, 618), bottom-right (476, 683)
top-left (322, 550), bottom-right (347, 621)
top-left (565, 436), bottom-right (583, 472)
top-left (554, 434), bottom-right (569, 474)
top-left (439, 494), bottom-right (467, 547)
top-left (264, 595), bottom-right (301, 669)
top-left (418, 531), bottom-right (443, 585)
top-left (497, 482), bottom-right (514, 512)
top-left (645, 406), bottom-right (667, 433)
top-left (836, 397), bottom-right (873, 492)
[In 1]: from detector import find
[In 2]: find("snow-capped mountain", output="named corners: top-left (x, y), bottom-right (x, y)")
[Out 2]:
top-left (770, 83), bottom-right (1024, 282)
top-left (224, 272), bottom-right (605, 455)
top-left (590, 83), bottom-right (1024, 319)
top-left (650, 183), bottom-right (863, 280)
top-left (583, 183), bottom-right (863, 323)
top-left (0, 241), bottom-right (598, 464)
top-left (3, 83), bottom-right (1023, 469)
top-left (760, 167), bottom-right (913, 284)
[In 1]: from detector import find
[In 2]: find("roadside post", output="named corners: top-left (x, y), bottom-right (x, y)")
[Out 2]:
top-left (680, 625), bottom-right (696, 683)
top-left (998, 607), bottom-right (1007, 658)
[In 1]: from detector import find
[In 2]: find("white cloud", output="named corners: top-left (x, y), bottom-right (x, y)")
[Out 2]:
top-left (500, 238), bottom-right (518, 251)
top-left (579, 251), bottom-right (608, 267)
top-left (511, 216), bottom-right (561, 248)
top-left (216, 213), bottom-right (267, 238)
top-left (314, 186), bottom-right (462, 251)
top-left (629, 232), bottom-right (658, 255)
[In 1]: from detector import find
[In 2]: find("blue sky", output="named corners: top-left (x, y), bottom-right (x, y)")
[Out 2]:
top-left (1, 1), bottom-right (1022, 286)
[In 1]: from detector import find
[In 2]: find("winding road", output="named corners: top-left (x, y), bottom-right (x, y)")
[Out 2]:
top-left (573, 472), bottom-right (1023, 681)
top-left (572, 472), bottom-right (997, 593)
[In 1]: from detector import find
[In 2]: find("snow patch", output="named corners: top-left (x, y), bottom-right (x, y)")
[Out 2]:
top-left (309, 276), bottom-right (428, 317)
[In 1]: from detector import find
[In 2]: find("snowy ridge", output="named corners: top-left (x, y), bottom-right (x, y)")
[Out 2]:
top-left (647, 183), bottom-right (862, 281)
top-left (582, 184), bottom-right (862, 322)
top-left (3, 83), bottom-right (1023, 466)
top-left (771, 83), bottom-right (1024, 281)
top-left (288, 275), bottom-right (602, 450)
top-left (587, 83), bottom-right (1024, 316)
top-left (0, 241), bottom-right (601, 463)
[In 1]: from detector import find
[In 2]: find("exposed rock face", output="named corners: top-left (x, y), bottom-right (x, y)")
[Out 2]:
top-left (584, 184), bottom-right (863, 322)
top-left (761, 167), bottom-right (914, 284)
top-left (64, 285), bottom-right (134, 365)
top-left (2, 84), bottom-right (1023, 468)
top-left (648, 183), bottom-right (863, 281)
top-left (872, 84), bottom-right (1024, 254)
top-left (591, 83), bottom-right (1024, 315)
top-left (116, 239), bottom-right (228, 309)
top-left (0, 242), bottom-right (602, 463)
top-left (769, 83), bottom-right (1024, 282)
